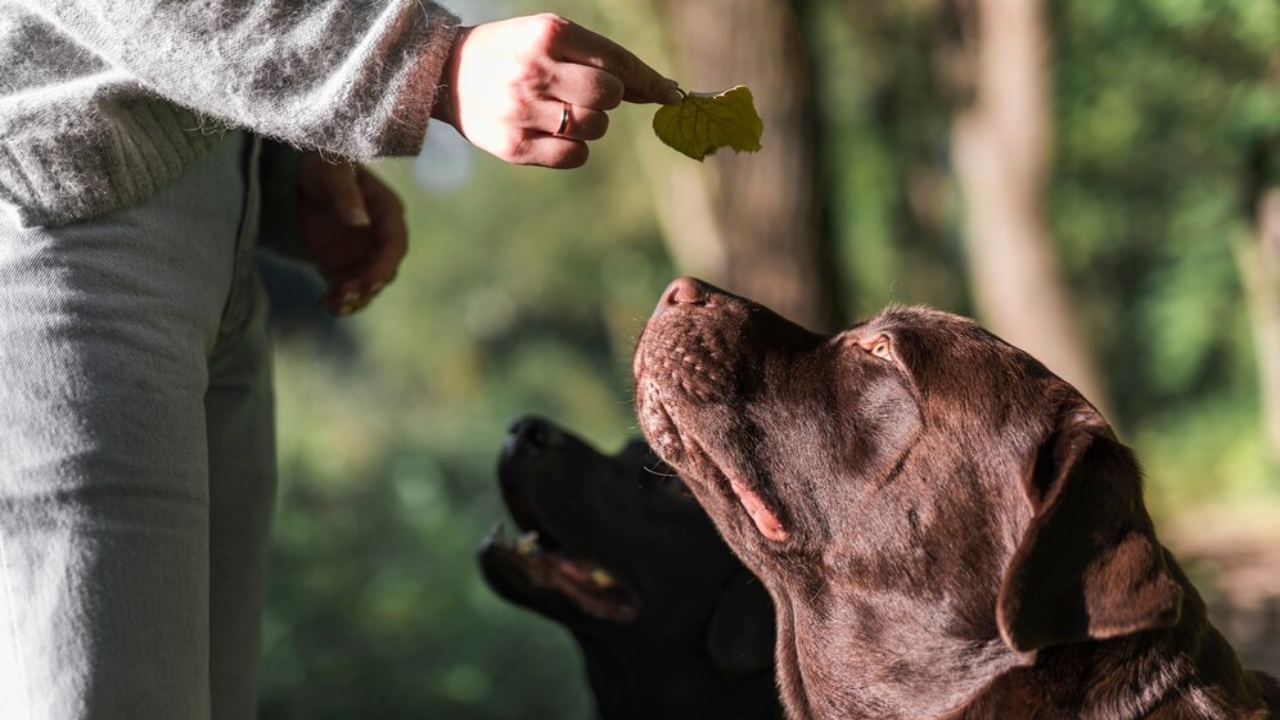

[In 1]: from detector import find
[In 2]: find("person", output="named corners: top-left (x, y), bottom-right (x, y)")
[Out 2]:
top-left (0, 3), bottom-right (678, 718)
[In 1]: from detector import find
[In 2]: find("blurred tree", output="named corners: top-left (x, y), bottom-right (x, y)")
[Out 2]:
top-left (948, 0), bottom-right (1108, 411)
top-left (646, 0), bottom-right (844, 332)
top-left (1049, 0), bottom-right (1280, 476)
top-left (1239, 140), bottom-right (1280, 462)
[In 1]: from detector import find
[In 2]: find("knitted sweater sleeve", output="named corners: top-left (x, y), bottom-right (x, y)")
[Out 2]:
top-left (20, 0), bottom-right (460, 159)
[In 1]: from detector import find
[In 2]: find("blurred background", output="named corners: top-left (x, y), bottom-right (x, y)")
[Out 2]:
top-left (258, 0), bottom-right (1280, 716)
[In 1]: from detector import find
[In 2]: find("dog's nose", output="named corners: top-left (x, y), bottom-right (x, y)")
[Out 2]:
top-left (653, 277), bottom-right (710, 318)
top-left (507, 415), bottom-right (561, 451)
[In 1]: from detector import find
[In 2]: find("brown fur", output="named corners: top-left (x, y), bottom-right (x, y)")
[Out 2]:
top-left (633, 277), bottom-right (1280, 720)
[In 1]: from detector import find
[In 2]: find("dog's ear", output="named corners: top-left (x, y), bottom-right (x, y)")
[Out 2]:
top-left (706, 569), bottom-right (776, 674)
top-left (997, 406), bottom-right (1184, 653)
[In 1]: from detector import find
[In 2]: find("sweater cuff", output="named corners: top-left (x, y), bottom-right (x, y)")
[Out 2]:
top-left (284, 2), bottom-right (462, 160)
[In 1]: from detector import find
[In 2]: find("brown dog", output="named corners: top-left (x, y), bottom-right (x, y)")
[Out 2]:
top-left (633, 277), bottom-right (1280, 720)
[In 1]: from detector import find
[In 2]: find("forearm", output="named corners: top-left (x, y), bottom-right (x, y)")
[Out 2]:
top-left (22, 0), bottom-right (460, 158)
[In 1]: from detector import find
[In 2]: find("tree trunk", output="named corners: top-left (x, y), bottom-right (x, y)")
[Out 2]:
top-left (949, 0), bottom-right (1109, 412)
top-left (1238, 187), bottom-right (1280, 461)
top-left (649, 0), bottom-right (844, 332)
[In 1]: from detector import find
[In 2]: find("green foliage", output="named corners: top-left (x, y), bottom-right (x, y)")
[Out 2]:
top-left (1048, 0), bottom-right (1280, 496)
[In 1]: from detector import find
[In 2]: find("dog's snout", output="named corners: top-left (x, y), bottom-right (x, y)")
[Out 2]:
top-left (508, 416), bottom-right (562, 452)
top-left (653, 277), bottom-right (710, 318)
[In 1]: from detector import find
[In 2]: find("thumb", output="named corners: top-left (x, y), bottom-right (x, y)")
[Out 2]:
top-left (320, 164), bottom-right (372, 228)
top-left (618, 58), bottom-right (682, 105)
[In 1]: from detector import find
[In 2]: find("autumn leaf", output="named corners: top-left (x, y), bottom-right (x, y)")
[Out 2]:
top-left (652, 85), bottom-right (764, 161)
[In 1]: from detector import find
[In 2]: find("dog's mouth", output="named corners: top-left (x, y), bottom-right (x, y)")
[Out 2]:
top-left (480, 521), bottom-right (641, 623)
top-left (682, 434), bottom-right (790, 544)
top-left (635, 376), bottom-right (686, 463)
top-left (636, 377), bottom-right (789, 544)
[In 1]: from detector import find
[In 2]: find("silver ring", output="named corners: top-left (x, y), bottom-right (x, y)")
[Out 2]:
top-left (555, 102), bottom-right (571, 136)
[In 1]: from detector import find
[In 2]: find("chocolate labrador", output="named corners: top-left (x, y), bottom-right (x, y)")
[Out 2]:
top-left (633, 277), bottom-right (1280, 720)
top-left (479, 416), bottom-right (783, 720)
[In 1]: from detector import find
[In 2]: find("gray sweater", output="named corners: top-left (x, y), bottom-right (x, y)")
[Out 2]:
top-left (0, 0), bottom-right (460, 227)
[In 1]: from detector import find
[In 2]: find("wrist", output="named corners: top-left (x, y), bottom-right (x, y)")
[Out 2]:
top-left (431, 26), bottom-right (473, 129)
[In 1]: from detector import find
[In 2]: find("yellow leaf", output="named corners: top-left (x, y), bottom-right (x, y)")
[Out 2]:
top-left (652, 85), bottom-right (764, 161)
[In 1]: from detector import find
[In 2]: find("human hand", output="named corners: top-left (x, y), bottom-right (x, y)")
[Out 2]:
top-left (295, 153), bottom-right (407, 316)
top-left (432, 14), bottom-right (680, 168)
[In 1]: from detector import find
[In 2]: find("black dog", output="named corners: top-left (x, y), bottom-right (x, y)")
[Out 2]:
top-left (480, 416), bottom-right (783, 720)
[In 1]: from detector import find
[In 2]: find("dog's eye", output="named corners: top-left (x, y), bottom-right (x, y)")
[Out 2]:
top-left (870, 338), bottom-right (892, 360)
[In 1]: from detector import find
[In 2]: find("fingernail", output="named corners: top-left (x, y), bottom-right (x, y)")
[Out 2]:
top-left (347, 207), bottom-right (372, 227)
top-left (342, 295), bottom-right (371, 315)
top-left (663, 79), bottom-right (683, 105)
top-left (370, 280), bottom-right (387, 294)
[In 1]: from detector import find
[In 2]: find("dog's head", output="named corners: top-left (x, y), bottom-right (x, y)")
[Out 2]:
top-left (634, 278), bottom-right (1184, 709)
top-left (480, 416), bottom-right (780, 719)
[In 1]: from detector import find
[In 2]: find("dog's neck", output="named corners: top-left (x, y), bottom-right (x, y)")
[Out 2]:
top-left (771, 563), bottom-right (1270, 720)
top-left (772, 589), bottom-right (1018, 720)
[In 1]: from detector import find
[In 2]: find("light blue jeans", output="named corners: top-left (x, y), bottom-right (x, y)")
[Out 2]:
top-left (0, 132), bottom-right (276, 719)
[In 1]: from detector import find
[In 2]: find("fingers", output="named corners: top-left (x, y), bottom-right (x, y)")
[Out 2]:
top-left (552, 19), bottom-right (681, 106)
top-left (494, 133), bottom-right (591, 170)
top-left (353, 168), bottom-right (408, 283)
top-left (319, 168), bottom-right (408, 316)
top-left (439, 14), bottom-right (678, 168)
top-left (542, 100), bottom-right (609, 141)
top-left (316, 162), bottom-right (372, 228)
top-left (324, 270), bottom-right (396, 316)
top-left (551, 61), bottom-right (625, 111)
top-left (528, 136), bottom-right (590, 169)
top-left (475, 101), bottom-right (597, 168)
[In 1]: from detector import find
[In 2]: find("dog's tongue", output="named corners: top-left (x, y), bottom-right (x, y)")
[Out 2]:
top-left (728, 476), bottom-right (788, 542)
